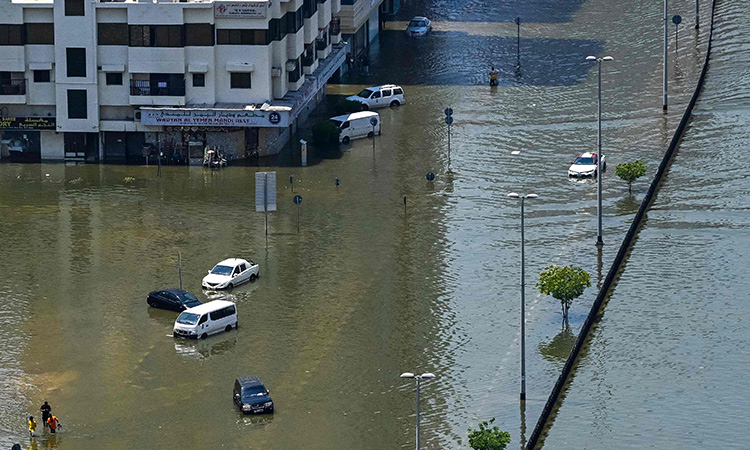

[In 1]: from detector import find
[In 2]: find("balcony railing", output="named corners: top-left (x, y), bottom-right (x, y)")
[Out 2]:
top-left (1, 79), bottom-right (26, 95)
top-left (130, 79), bottom-right (185, 97)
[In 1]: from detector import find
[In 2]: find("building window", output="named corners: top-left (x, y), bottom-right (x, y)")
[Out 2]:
top-left (216, 29), bottom-right (268, 45)
top-left (65, 0), bottom-right (85, 16)
top-left (33, 70), bottom-right (50, 83)
top-left (285, 8), bottom-right (304, 34)
top-left (129, 25), bottom-right (184, 47)
top-left (66, 48), bottom-right (86, 77)
top-left (287, 58), bottom-right (301, 83)
top-left (26, 23), bottom-right (54, 44)
top-left (303, 0), bottom-right (317, 19)
top-left (67, 89), bottom-right (87, 119)
top-left (269, 19), bottom-right (282, 41)
top-left (106, 73), bottom-right (123, 86)
top-left (303, 43), bottom-right (314, 67)
top-left (185, 24), bottom-right (214, 46)
top-left (230, 73), bottom-right (251, 89)
top-left (0, 25), bottom-right (24, 46)
top-left (192, 73), bottom-right (205, 87)
top-left (98, 23), bottom-right (128, 46)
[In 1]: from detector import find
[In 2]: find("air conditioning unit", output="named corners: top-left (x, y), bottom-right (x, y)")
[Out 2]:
top-left (285, 60), bottom-right (297, 72)
top-left (271, 67), bottom-right (282, 78)
top-left (135, 110), bottom-right (142, 121)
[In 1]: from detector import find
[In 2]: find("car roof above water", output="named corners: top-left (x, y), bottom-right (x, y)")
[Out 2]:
top-left (183, 300), bottom-right (235, 315)
top-left (330, 111), bottom-right (380, 122)
top-left (236, 376), bottom-right (264, 388)
top-left (215, 258), bottom-right (249, 267)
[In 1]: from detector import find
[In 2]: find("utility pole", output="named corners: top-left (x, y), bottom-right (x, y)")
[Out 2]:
top-left (663, 0), bottom-right (668, 111)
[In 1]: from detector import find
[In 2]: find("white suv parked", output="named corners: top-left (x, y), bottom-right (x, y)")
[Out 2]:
top-left (347, 84), bottom-right (405, 109)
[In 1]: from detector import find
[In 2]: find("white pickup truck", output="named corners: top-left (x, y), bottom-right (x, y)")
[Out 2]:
top-left (202, 258), bottom-right (259, 290)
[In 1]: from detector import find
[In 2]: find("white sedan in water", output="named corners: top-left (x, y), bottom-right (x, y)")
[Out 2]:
top-left (406, 17), bottom-right (432, 36)
top-left (568, 152), bottom-right (606, 177)
top-left (202, 258), bottom-right (259, 290)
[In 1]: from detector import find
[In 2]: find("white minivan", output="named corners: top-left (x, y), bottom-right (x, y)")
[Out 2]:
top-left (173, 300), bottom-right (238, 340)
top-left (330, 111), bottom-right (381, 144)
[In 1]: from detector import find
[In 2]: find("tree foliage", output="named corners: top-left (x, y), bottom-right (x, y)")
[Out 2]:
top-left (468, 418), bottom-right (511, 450)
top-left (311, 120), bottom-right (341, 147)
top-left (536, 265), bottom-right (591, 321)
top-left (615, 160), bottom-right (646, 194)
top-left (333, 99), bottom-right (365, 116)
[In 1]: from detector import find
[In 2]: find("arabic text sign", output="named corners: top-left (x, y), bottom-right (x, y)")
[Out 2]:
top-left (141, 109), bottom-right (289, 128)
top-left (255, 172), bottom-right (277, 212)
top-left (0, 117), bottom-right (56, 130)
top-left (215, 1), bottom-right (267, 19)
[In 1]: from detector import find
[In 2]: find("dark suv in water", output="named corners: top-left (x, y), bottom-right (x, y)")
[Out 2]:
top-left (233, 376), bottom-right (274, 414)
top-left (146, 288), bottom-right (202, 311)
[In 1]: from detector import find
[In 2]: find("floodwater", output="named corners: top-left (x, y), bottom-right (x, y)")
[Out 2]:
top-left (543, 1), bottom-right (750, 448)
top-left (0, 0), bottom-right (720, 448)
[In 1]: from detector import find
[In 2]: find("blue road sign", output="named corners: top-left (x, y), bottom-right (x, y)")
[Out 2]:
top-left (515, 17), bottom-right (521, 25)
top-left (444, 108), bottom-right (453, 116)
top-left (672, 14), bottom-right (682, 24)
top-left (370, 117), bottom-right (378, 126)
top-left (445, 116), bottom-right (454, 125)
top-left (293, 195), bottom-right (302, 205)
top-left (426, 172), bottom-right (435, 181)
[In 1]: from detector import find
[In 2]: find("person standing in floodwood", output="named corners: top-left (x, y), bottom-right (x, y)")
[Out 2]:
top-left (46, 415), bottom-right (59, 434)
top-left (28, 416), bottom-right (37, 437)
top-left (40, 402), bottom-right (51, 427)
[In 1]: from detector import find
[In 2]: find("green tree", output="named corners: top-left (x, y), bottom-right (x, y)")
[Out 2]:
top-left (468, 418), bottom-right (511, 450)
top-left (615, 160), bottom-right (646, 194)
top-left (333, 99), bottom-right (365, 115)
top-left (536, 265), bottom-right (591, 322)
top-left (311, 120), bottom-right (341, 147)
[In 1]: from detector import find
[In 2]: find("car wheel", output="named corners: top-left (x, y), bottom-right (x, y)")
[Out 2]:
top-left (390, 100), bottom-right (400, 107)
top-left (147, 300), bottom-right (154, 307)
top-left (250, 273), bottom-right (257, 281)
top-left (173, 332), bottom-right (177, 338)
top-left (227, 283), bottom-right (233, 289)
top-left (225, 324), bottom-right (232, 332)
top-left (342, 136), bottom-right (350, 145)
top-left (200, 333), bottom-right (208, 340)
top-left (367, 131), bottom-right (374, 138)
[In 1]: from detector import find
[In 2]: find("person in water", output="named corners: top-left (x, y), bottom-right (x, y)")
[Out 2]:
top-left (489, 66), bottom-right (499, 86)
top-left (39, 402), bottom-right (51, 427)
top-left (28, 416), bottom-right (37, 437)
top-left (46, 415), bottom-right (59, 434)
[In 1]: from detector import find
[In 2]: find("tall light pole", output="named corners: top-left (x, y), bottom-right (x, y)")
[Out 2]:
top-left (586, 55), bottom-right (614, 247)
top-left (507, 192), bottom-right (538, 401)
top-left (400, 372), bottom-right (435, 450)
top-left (662, 0), bottom-right (669, 111)
top-left (695, 0), bottom-right (700, 29)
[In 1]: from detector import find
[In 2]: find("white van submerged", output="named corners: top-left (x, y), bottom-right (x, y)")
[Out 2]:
top-left (330, 111), bottom-right (381, 144)
top-left (173, 300), bottom-right (238, 340)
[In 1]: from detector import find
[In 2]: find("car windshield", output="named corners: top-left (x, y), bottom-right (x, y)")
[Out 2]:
top-left (575, 157), bottom-right (595, 165)
top-left (242, 385), bottom-right (267, 398)
top-left (182, 292), bottom-right (199, 303)
top-left (357, 89), bottom-right (374, 98)
top-left (211, 265), bottom-right (233, 276)
top-left (176, 312), bottom-right (200, 325)
top-left (409, 20), bottom-right (426, 27)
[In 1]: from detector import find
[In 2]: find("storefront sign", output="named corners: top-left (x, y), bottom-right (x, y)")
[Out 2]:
top-left (141, 108), bottom-right (290, 128)
top-left (214, 1), bottom-right (267, 19)
top-left (0, 117), bottom-right (55, 130)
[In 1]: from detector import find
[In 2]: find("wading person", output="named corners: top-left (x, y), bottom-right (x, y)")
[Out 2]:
top-left (28, 416), bottom-right (37, 437)
top-left (489, 66), bottom-right (499, 86)
top-left (40, 401), bottom-right (51, 427)
top-left (46, 415), bottom-right (59, 434)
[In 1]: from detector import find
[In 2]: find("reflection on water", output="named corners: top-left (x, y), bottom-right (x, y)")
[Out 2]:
top-left (538, 325), bottom-right (576, 366)
top-left (173, 331), bottom-right (238, 360)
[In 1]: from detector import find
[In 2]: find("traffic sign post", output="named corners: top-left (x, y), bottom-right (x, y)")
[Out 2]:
top-left (290, 175), bottom-right (294, 192)
top-left (515, 17), bottom-right (521, 67)
top-left (293, 195), bottom-right (302, 233)
top-left (426, 172), bottom-right (435, 182)
top-left (255, 172), bottom-right (277, 235)
top-left (370, 116), bottom-right (378, 155)
top-left (444, 114), bottom-right (454, 172)
top-left (673, 14), bottom-right (682, 50)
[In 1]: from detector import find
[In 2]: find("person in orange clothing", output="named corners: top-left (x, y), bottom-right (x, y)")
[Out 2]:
top-left (46, 415), bottom-right (60, 434)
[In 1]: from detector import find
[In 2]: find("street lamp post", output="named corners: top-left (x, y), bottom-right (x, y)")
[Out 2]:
top-left (507, 192), bottom-right (538, 401)
top-left (400, 372), bottom-right (435, 450)
top-left (586, 55), bottom-right (614, 247)
top-left (663, 0), bottom-right (669, 111)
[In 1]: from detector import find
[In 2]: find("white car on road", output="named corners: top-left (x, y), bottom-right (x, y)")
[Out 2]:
top-left (406, 17), bottom-right (432, 36)
top-left (347, 84), bottom-right (405, 109)
top-left (202, 258), bottom-right (259, 290)
top-left (568, 152), bottom-right (606, 177)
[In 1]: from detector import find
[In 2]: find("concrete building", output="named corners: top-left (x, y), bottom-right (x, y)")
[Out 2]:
top-left (335, 0), bottom-right (385, 67)
top-left (0, 0), bottom-right (346, 163)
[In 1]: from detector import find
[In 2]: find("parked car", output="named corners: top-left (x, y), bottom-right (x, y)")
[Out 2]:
top-left (346, 84), bottom-right (405, 109)
top-left (202, 258), bottom-right (259, 290)
top-left (173, 300), bottom-right (238, 339)
top-left (146, 288), bottom-right (202, 311)
top-left (406, 17), bottom-right (432, 36)
top-left (568, 152), bottom-right (606, 177)
top-left (330, 111), bottom-right (381, 144)
top-left (234, 376), bottom-right (274, 414)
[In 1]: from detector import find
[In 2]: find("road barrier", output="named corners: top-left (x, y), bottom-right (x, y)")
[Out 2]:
top-left (525, 1), bottom-right (718, 448)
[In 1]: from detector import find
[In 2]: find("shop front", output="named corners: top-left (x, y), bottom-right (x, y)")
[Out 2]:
top-left (0, 117), bottom-right (55, 162)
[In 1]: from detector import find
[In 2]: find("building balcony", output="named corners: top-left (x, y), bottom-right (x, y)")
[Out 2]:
top-left (130, 79), bottom-right (185, 97)
top-left (0, 79), bottom-right (27, 104)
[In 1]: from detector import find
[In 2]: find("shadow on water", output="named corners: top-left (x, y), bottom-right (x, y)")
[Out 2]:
top-left (340, 31), bottom-right (603, 87)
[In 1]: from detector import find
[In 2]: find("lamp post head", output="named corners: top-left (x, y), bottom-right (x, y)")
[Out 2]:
top-left (586, 55), bottom-right (597, 61)
top-left (400, 372), bottom-right (415, 379)
top-left (526, 194), bottom-right (539, 199)
top-left (507, 192), bottom-right (520, 198)
top-left (420, 373), bottom-right (436, 379)
top-left (602, 56), bottom-right (614, 61)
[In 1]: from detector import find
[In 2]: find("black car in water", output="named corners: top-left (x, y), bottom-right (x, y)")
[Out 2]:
top-left (234, 376), bottom-right (274, 414)
top-left (146, 289), bottom-right (202, 312)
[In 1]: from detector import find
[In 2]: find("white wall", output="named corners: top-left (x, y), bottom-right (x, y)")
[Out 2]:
top-left (40, 131), bottom-right (64, 160)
